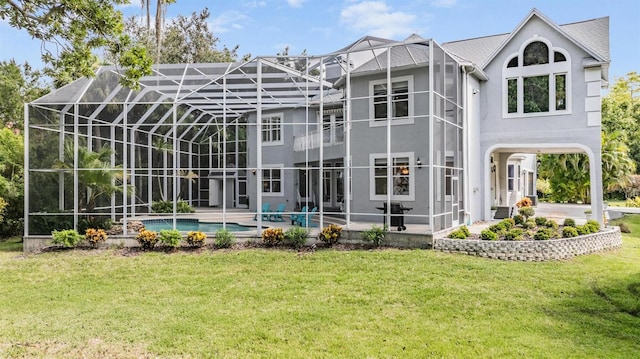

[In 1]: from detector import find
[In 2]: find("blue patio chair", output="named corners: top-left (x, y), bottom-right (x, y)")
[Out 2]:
top-left (290, 206), bottom-right (308, 225)
top-left (268, 203), bottom-right (287, 222)
top-left (296, 207), bottom-right (318, 227)
top-left (253, 202), bottom-right (272, 221)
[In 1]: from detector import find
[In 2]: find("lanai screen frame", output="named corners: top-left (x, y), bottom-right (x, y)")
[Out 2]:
top-left (24, 38), bottom-right (465, 237)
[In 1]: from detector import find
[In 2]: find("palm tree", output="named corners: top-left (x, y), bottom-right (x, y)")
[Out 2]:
top-left (140, 0), bottom-right (176, 62)
top-left (54, 143), bottom-right (129, 213)
top-left (152, 138), bottom-right (173, 201)
top-left (601, 131), bottom-right (636, 193)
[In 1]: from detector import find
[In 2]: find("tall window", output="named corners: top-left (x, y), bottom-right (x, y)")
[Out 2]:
top-left (262, 168), bottom-right (282, 194)
top-left (507, 164), bottom-right (515, 191)
top-left (504, 39), bottom-right (570, 116)
top-left (262, 114), bottom-right (283, 145)
top-left (369, 76), bottom-right (413, 126)
top-left (370, 153), bottom-right (415, 200)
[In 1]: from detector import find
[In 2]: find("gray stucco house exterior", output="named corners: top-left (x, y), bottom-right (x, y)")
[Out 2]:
top-left (23, 8), bottom-right (609, 238)
top-left (245, 8), bottom-right (609, 231)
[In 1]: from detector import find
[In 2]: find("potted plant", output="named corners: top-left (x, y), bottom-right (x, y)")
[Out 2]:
top-left (584, 209), bottom-right (592, 220)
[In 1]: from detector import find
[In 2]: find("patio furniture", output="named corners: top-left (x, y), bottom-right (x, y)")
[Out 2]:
top-left (290, 206), bottom-right (308, 225)
top-left (253, 202), bottom-right (272, 221)
top-left (268, 203), bottom-right (287, 222)
top-left (296, 190), bottom-right (316, 210)
top-left (295, 207), bottom-right (318, 227)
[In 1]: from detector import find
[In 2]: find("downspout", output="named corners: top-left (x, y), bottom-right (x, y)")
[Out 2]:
top-left (462, 65), bottom-right (476, 226)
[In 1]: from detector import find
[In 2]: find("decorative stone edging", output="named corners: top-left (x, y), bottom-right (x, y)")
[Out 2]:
top-left (433, 226), bottom-right (622, 261)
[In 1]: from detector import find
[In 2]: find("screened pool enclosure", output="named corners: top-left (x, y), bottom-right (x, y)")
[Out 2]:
top-left (25, 38), bottom-right (466, 237)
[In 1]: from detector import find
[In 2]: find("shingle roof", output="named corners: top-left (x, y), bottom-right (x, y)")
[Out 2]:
top-left (441, 33), bottom-right (509, 66)
top-left (562, 16), bottom-right (610, 61)
top-left (441, 14), bottom-right (610, 67)
top-left (352, 44), bottom-right (431, 74)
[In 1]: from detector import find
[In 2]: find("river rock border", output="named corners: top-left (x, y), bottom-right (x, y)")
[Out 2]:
top-left (433, 226), bottom-right (622, 261)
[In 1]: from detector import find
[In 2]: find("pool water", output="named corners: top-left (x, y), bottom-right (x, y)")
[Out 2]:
top-left (142, 219), bottom-right (254, 232)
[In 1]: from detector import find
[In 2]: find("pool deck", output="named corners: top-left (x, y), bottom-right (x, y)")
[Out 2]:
top-left (132, 202), bottom-right (611, 236)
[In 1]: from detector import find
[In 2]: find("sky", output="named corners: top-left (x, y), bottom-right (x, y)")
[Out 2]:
top-left (0, 0), bottom-right (638, 81)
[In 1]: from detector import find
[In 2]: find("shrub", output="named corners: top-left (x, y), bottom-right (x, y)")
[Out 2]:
top-left (515, 197), bottom-right (532, 208)
top-left (575, 225), bottom-right (589, 236)
top-left (518, 206), bottom-right (535, 220)
top-left (625, 196), bottom-right (640, 207)
top-left (585, 219), bottom-right (601, 233)
top-left (285, 226), bottom-right (308, 249)
top-left (534, 217), bottom-right (548, 226)
top-left (318, 224), bottom-right (343, 245)
top-left (563, 218), bottom-right (576, 227)
top-left (136, 229), bottom-right (159, 250)
top-left (51, 229), bottom-right (83, 248)
top-left (513, 214), bottom-right (525, 226)
top-left (186, 231), bottom-right (207, 248)
top-left (562, 226), bottom-right (578, 238)
top-left (447, 228), bottom-right (469, 239)
top-left (488, 222), bottom-right (510, 234)
top-left (523, 219), bottom-right (536, 230)
top-left (215, 228), bottom-right (236, 248)
top-left (504, 228), bottom-right (524, 241)
top-left (261, 227), bottom-right (284, 246)
top-left (151, 200), bottom-right (195, 213)
top-left (502, 218), bottom-right (516, 228)
top-left (361, 225), bottom-right (386, 246)
top-left (480, 229), bottom-right (498, 241)
top-left (159, 229), bottom-right (182, 249)
top-left (534, 227), bottom-right (554, 240)
top-left (545, 220), bottom-right (559, 230)
top-left (460, 225), bottom-right (471, 237)
top-left (85, 228), bottom-right (108, 248)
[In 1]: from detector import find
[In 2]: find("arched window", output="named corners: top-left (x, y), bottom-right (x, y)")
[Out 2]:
top-left (523, 41), bottom-right (549, 66)
top-left (504, 38), bottom-right (570, 116)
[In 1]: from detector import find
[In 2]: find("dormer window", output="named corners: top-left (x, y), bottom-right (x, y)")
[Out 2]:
top-left (504, 38), bottom-right (571, 117)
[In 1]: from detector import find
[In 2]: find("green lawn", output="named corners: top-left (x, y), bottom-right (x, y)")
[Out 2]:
top-left (1, 220), bottom-right (640, 358)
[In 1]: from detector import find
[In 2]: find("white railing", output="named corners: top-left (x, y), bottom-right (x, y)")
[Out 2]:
top-left (293, 128), bottom-right (344, 151)
top-left (293, 130), bottom-right (321, 151)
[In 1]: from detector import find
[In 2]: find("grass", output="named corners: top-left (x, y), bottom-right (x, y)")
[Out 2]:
top-left (1, 219), bottom-right (640, 358)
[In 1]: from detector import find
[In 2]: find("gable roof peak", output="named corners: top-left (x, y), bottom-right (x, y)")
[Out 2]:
top-left (480, 8), bottom-right (608, 68)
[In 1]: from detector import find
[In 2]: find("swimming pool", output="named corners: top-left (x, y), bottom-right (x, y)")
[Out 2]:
top-left (142, 219), bottom-right (255, 232)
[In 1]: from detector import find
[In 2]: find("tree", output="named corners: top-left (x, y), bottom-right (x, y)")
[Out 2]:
top-left (0, 0), bottom-right (153, 88)
top-left (54, 142), bottom-right (129, 213)
top-left (601, 130), bottom-right (636, 193)
top-left (122, 7), bottom-right (247, 64)
top-left (0, 60), bottom-right (49, 128)
top-left (538, 153), bottom-right (591, 204)
top-left (602, 72), bottom-right (640, 168)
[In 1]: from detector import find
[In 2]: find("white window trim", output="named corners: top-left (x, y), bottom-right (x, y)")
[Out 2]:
top-left (502, 37), bottom-right (572, 118)
top-left (261, 164), bottom-right (284, 197)
top-left (368, 75), bottom-right (414, 127)
top-left (318, 112), bottom-right (345, 146)
top-left (369, 152), bottom-right (415, 201)
top-left (261, 113), bottom-right (284, 146)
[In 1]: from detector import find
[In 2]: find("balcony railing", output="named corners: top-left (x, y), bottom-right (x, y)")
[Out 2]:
top-left (293, 128), bottom-right (344, 151)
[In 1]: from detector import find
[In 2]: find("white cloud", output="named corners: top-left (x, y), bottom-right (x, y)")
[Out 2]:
top-left (244, 1), bottom-right (267, 8)
top-left (286, 0), bottom-right (305, 8)
top-left (340, 1), bottom-right (417, 39)
top-left (211, 11), bottom-right (251, 34)
top-left (430, 0), bottom-right (457, 8)
top-left (116, 3), bottom-right (139, 9)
